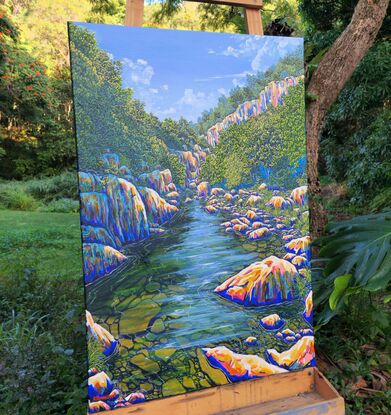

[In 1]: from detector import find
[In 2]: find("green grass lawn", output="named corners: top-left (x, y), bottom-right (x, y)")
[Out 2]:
top-left (0, 209), bottom-right (82, 280)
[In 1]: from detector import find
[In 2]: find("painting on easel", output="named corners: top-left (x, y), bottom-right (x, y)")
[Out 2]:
top-left (68, 23), bottom-right (314, 413)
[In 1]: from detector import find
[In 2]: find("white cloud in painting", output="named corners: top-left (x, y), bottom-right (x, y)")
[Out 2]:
top-left (217, 87), bottom-right (228, 96)
top-left (177, 88), bottom-right (218, 121)
top-left (122, 57), bottom-right (154, 85)
top-left (107, 52), bottom-right (114, 61)
top-left (222, 45), bottom-right (240, 58)
top-left (162, 84), bottom-right (169, 91)
top-left (208, 49), bottom-right (216, 54)
top-left (149, 88), bottom-right (159, 94)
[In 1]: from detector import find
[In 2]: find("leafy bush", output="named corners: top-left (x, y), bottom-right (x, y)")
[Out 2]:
top-left (39, 198), bottom-right (80, 213)
top-left (26, 171), bottom-right (79, 202)
top-left (0, 185), bottom-right (39, 210)
top-left (314, 210), bottom-right (391, 325)
top-left (0, 269), bottom-right (87, 415)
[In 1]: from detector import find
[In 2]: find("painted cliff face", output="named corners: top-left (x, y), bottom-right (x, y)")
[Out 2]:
top-left (69, 24), bottom-right (311, 412)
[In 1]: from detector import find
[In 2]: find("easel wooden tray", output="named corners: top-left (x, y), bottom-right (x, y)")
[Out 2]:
top-left (111, 368), bottom-right (344, 415)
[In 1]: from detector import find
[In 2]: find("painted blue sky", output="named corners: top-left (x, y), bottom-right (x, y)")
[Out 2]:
top-left (76, 23), bottom-right (303, 122)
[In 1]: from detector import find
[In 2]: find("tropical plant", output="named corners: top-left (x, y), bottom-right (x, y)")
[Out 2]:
top-left (314, 209), bottom-right (391, 325)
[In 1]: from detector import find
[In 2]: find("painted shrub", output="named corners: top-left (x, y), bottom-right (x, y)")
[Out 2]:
top-left (69, 23), bottom-right (312, 412)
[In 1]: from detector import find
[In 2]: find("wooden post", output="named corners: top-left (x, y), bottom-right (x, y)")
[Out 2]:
top-left (124, 0), bottom-right (144, 26)
top-left (124, 0), bottom-right (264, 35)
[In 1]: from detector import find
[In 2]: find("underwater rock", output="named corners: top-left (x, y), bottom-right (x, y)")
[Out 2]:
top-left (197, 181), bottom-right (210, 198)
top-left (139, 187), bottom-right (178, 225)
top-left (239, 217), bottom-right (251, 226)
top-left (303, 291), bottom-right (313, 324)
top-left (276, 328), bottom-right (314, 343)
top-left (290, 186), bottom-right (308, 205)
top-left (258, 183), bottom-right (267, 191)
top-left (83, 243), bottom-right (127, 283)
top-left (86, 310), bottom-right (118, 357)
top-left (248, 228), bottom-right (269, 240)
top-left (214, 256), bottom-right (299, 306)
top-left (266, 336), bottom-right (316, 370)
top-left (184, 197), bottom-right (193, 204)
top-left (244, 336), bottom-right (257, 345)
top-left (285, 236), bottom-right (311, 258)
top-left (267, 196), bottom-right (290, 210)
top-left (81, 225), bottom-right (117, 249)
top-left (203, 346), bottom-right (287, 381)
top-left (260, 314), bottom-right (284, 330)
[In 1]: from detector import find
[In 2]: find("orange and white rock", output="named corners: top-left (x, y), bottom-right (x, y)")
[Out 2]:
top-left (203, 346), bottom-right (287, 381)
top-left (290, 186), bottom-right (308, 205)
top-left (214, 256), bottom-right (299, 306)
top-left (86, 310), bottom-right (118, 357)
top-left (266, 336), bottom-right (315, 370)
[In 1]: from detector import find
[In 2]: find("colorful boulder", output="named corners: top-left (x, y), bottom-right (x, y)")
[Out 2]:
top-left (224, 193), bottom-right (233, 202)
top-left (290, 186), bottom-right (308, 205)
top-left (214, 256), bottom-right (299, 306)
top-left (88, 401), bottom-right (111, 413)
top-left (138, 169), bottom-right (173, 194)
top-left (79, 171), bottom-right (101, 193)
top-left (260, 314), bottom-right (284, 330)
top-left (205, 205), bottom-right (218, 213)
top-left (248, 228), bottom-right (269, 240)
top-left (88, 371), bottom-right (114, 401)
top-left (86, 311), bottom-right (118, 357)
top-left (211, 187), bottom-right (224, 196)
top-left (266, 336), bottom-right (316, 370)
top-left (139, 187), bottom-right (178, 225)
top-left (285, 235), bottom-right (311, 258)
top-left (303, 291), bottom-right (313, 324)
top-left (244, 336), bottom-right (257, 345)
top-left (258, 183), bottom-right (267, 191)
top-left (101, 152), bottom-right (120, 172)
top-left (247, 195), bottom-right (262, 206)
top-left (81, 225), bottom-right (117, 250)
top-left (203, 346), bottom-right (287, 381)
top-left (267, 196), bottom-right (290, 210)
top-left (245, 210), bottom-right (257, 220)
top-left (83, 243), bottom-right (127, 283)
top-left (197, 181), bottom-right (210, 198)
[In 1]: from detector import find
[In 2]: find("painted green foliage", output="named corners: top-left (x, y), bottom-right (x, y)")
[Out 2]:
top-left (200, 82), bottom-right (305, 189)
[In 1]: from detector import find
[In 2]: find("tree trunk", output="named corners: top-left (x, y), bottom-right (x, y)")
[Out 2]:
top-left (306, 0), bottom-right (389, 239)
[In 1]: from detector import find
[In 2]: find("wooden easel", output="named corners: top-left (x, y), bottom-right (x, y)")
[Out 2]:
top-left (117, 2), bottom-right (345, 414)
top-left (125, 0), bottom-right (264, 35)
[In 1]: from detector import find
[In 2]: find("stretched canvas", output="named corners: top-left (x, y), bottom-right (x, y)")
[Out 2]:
top-left (69, 23), bottom-right (314, 413)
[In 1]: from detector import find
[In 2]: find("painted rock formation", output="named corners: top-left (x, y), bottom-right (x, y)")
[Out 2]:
top-left (83, 243), bottom-right (127, 283)
top-left (197, 181), bottom-right (210, 198)
top-left (88, 369), bottom-right (145, 413)
top-left (86, 310), bottom-right (118, 357)
top-left (139, 187), bottom-right (178, 224)
top-left (285, 235), bottom-right (311, 258)
top-left (138, 169), bottom-right (173, 194)
top-left (214, 256), bottom-right (299, 306)
top-left (267, 196), bottom-right (290, 210)
top-left (248, 228), bottom-right (269, 240)
top-left (266, 336), bottom-right (316, 370)
top-left (203, 346), bottom-right (287, 381)
top-left (290, 186), bottom-right (308, 205)
top-left (260, 314), bottom-right (284, 330)
top-left (303, 291), bottom-right (313, 323)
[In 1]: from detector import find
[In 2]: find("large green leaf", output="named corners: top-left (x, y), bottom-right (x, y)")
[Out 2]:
top-left (315, 209), bottom-right (391, 325)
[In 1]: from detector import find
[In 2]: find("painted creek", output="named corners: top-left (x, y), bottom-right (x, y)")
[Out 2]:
top-left (86, 201), bottom-right (309, 399)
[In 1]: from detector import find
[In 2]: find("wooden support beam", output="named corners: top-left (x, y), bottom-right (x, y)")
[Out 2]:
top-left (124, 0), bottom-right (144, 26)
top-left (244, 7), bottom-right (263, 35)
top-left (124, 0), bottom-right (264, 35)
